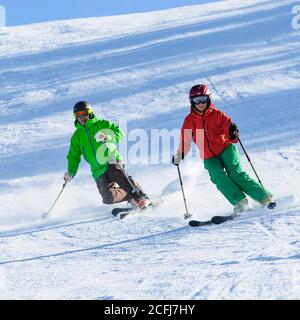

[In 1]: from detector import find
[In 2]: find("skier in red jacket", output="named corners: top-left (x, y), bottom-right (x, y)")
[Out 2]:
top-left (172, 84), bottom-right (273, 213)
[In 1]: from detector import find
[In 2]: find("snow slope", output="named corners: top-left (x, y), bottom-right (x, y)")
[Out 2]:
top-left (1, 0), bottom-right (300, 299)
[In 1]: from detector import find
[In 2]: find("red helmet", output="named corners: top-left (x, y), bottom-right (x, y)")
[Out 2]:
top-left (189, 84), bottom-right (211, 100)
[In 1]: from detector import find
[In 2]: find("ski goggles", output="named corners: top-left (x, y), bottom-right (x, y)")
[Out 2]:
top-left (191, 95), bottom-right (209, 104)
top-left (74, 110), bottom-right (90, 118)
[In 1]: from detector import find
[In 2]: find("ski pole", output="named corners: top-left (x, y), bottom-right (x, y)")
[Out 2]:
top-left (104, 142), bottom-right (140, 195)
top-left (176, 165), bottom-right (192, 219)
top-left (238, 138), bottom-right (276, 209)
top-left (42, 182), bottom-right (68, 219)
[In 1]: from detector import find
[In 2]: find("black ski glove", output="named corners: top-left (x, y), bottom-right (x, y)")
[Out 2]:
top-left (172, 153), bottom-right (184, 166)
top-left (229, 123), bottom-right (239, 140)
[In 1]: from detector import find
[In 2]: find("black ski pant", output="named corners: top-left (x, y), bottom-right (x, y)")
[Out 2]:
top-left (95, 164), bottom-right (146, 204)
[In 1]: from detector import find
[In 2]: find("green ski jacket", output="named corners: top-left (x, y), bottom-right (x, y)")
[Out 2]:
top-left (67, 116), bottom-right (123, 180)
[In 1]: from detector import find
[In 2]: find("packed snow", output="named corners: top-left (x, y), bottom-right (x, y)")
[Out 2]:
top-left (1, 0), bottom-right (300, 299)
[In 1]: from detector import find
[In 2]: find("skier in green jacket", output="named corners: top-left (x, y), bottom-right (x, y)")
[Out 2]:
top-left (64, 101), bottom-right (151, 209)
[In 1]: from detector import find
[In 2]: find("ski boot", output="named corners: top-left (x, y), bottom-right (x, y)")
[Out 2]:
top-left (233, 197), bottom-right (250, 214)
top-left (129, 196), bottom-right (152, 209)
top-left (261, 196), bottom-right (276, 209)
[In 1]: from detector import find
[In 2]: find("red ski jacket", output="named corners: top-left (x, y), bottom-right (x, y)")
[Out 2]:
top-left (177, 104), bottom-right (238, 160)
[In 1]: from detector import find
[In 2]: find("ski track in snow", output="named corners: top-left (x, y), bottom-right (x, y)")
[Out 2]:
top-left (1, 0), bottom-right (300, 299)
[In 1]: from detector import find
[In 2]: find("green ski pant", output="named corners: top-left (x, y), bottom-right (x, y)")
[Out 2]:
top-left (204, 144), bottom-right (271, 206)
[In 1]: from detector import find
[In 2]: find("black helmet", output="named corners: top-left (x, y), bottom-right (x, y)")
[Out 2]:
top-left (73, 101), bottom-right (94, 121)
top-left (73, 101), bottom-right (93, 114)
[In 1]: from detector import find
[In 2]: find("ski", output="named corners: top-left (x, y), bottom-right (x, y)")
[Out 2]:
top-left (113, 206), bottom-right (150, 220)
top-left (119, 208), bottom-right (144, 220)
top-left (211, 213), bottom-right (238, 224)
top-left (188, 219), bottom-right (212, 227)
top-left (111, 207), bottom-right (135, 217)
top-left (189, 213), bottom-right (238, 227)
top-left (188, 197), bottom-right (287, 228)
top-left (112, 200), bottom-right (161, 220)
